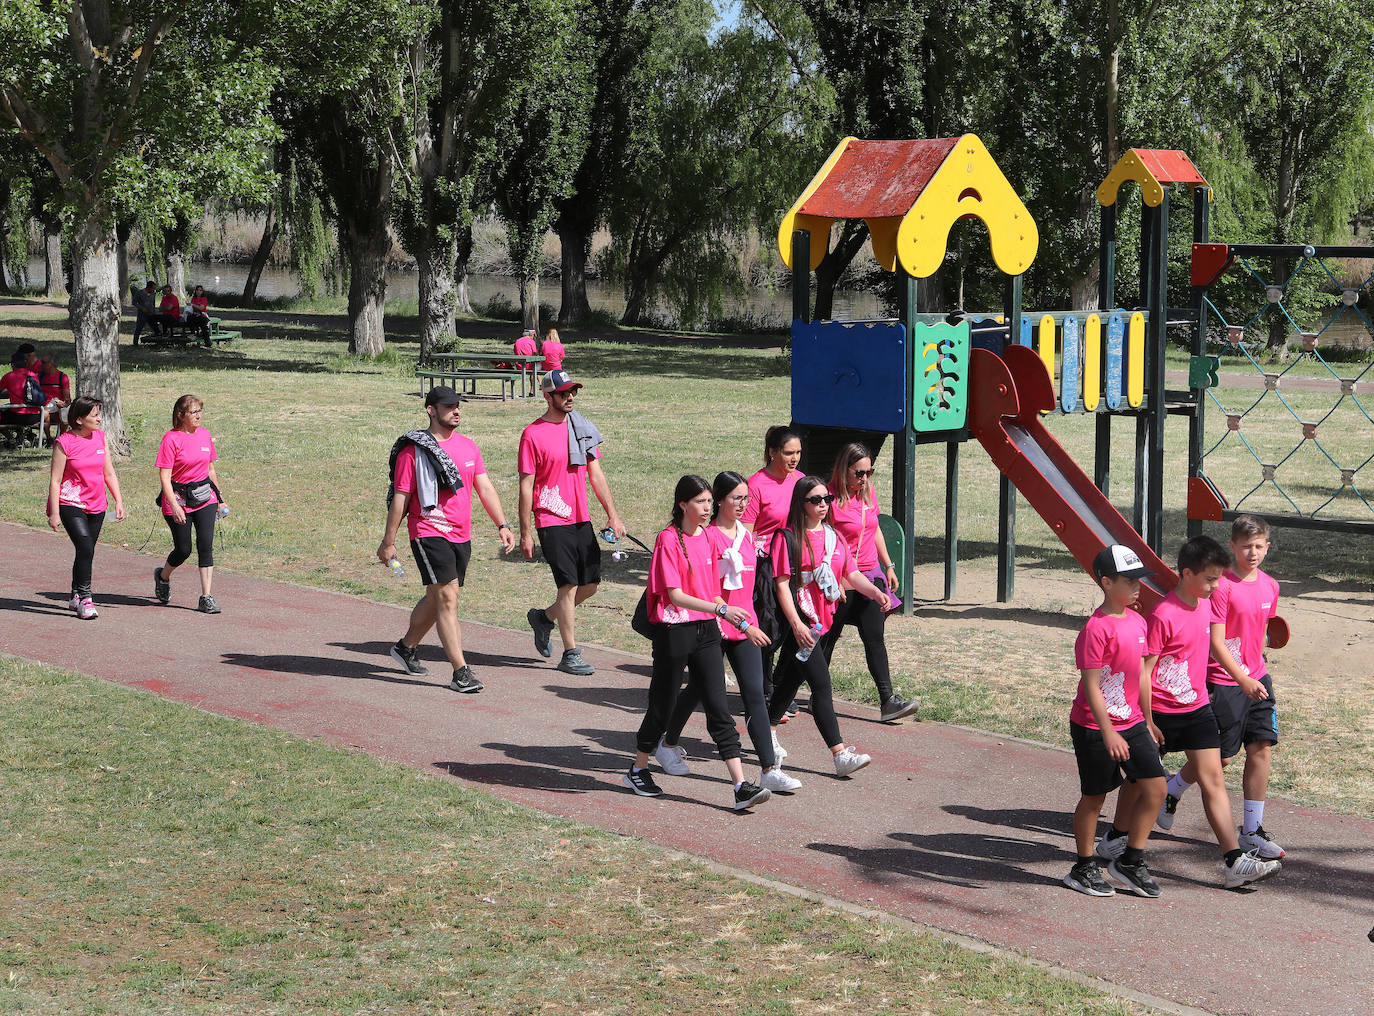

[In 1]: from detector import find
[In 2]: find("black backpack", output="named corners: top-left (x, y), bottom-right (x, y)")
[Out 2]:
top-left (22, 373), bottom-right (44, 406)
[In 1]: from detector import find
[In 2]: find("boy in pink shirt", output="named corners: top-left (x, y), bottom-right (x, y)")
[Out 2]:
top-left (1146, 536), bottom-right (1280, 889)
top-left (1065, 545), bottom-right (1166, 898)
top-left (1197, 515), bottom-right (1284, 859)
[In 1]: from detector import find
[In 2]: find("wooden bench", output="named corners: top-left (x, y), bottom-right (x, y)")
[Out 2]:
top-left (0, 405), bottom-right (44, 449)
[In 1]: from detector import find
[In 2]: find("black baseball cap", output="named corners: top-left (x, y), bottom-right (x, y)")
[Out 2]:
top-left (424, 386), bottom-right (467, 407)
top-left (1093, 544), bottom-right (1152, 580)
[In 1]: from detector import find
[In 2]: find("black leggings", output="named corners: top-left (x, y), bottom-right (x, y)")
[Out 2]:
top-left (59, 506), bottom-right (104, 595)
top-left (664, 638), bottom-right (776, 768)
top-left (635, 621), bottom-right (741, 760)
top-left (165, 505), bottom-right (216, 568)
top-left (767, 631), bottom-right (844, 748)
top-left (819, 590), bottom-right (894, 701)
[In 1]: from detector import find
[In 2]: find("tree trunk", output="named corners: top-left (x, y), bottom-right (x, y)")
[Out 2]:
top-left (418, 232), bottom-right (458, 358)
top-left (454, 224), bottom-right (474, 315)
top-left (164, 248), bottom-right (187, 302)
top-left (519, 273), bottom-right (539, 331)
top-left (344, 218), bottom-right (389, 357)
top-left (556, 219), bottom-right (594, 326)
top-left (69, 215), bottom-right (127, 454)
top-left (242, 203), bottom-right (277, 302)
top-left (44, 226), bottom-right (68, 300)
top-left (116, 220), bottom-right (131, 306)
top-left (621, 260), bottom-right (655, 326)
top-left (813, 220), bottom-right (869, 320)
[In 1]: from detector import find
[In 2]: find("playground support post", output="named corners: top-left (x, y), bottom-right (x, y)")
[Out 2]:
top-left (996, 272), bottom-right (1023, 601)
top-left (1187, 187), bottom-right (1211, 538)
top-left (1145, 192), bottom-right (1169, 554)
top-left (944, 441), bottom-right (959, 600)
top-left (892, 266), bottom-right (918, 616)
top-left (1095, 203), bottom-right (1117, 496)
top-left (791, 230), bottom-right (811, 326)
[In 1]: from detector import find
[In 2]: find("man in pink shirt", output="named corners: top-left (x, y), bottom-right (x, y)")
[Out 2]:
top-left (378, 386), bottom-right (515, 693)
top-left (518, 369), bottom-right (624, 675)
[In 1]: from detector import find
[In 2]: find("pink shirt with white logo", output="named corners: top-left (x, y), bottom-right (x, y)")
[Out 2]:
top-left (55, 428), bottom-right (108, 513)
top-left (1147, 591), bottom-right (1213, 714)
top-left (155, 427), bottom-right (218, 516)
top-left (1207, 570), bottom-right (1280, 684)
top-left (771, 526), bottom-right (856, 634)
top-left (393, 433), bottom-right (485, 542)
top-left (828, 490), bottom-right (882, 571)
top-left (1071, 608), bottom-right (1148, 730)
top-left (742, 468), bottom-right (801, 551)
top-left (707, 523), bottom-right (757, 640)
top-left (648, 526), bottom-right (719, 625)
top-left (517, 416), bottom-right (598, 529)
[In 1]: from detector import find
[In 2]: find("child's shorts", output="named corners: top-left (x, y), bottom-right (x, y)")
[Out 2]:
top-left (1070, 720), bottom-right (1166, 796)
top-left (1208, 675), bottom-right (1278, 759)
top-left (1154, 704), bottom-right (1222, 754)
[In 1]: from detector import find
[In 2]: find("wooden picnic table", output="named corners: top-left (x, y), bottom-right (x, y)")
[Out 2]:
top-left (135, 316), bottom-right (240, 348)
top-left (416, 353), bottom-right (544, 400)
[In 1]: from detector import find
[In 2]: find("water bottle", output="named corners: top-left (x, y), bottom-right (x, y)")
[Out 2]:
top-left (388, 557), bottom-right (405, 579)
top-left (795, 622), bottom-right (823, 662)
top-left (216, 503), bottom-right (230, 519)
top-left (599, 527), bottom-right (618, 544)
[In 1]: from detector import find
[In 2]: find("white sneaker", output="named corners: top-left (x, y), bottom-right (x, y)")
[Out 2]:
top-left (1094, 832), bottom-right (1129, 862)
top-left (770, 729), bottom-right (787, 761)
top-left (761, 767), bottom-right (802, 793)
top-left (653, 739), bottom-right (689, 776)
top-left (1223, 851), bottom-right (1281, 889)
top-left (832, 746), bottom-right (871, 777)
top-left (1238, 826), bottom-right (1286, 860)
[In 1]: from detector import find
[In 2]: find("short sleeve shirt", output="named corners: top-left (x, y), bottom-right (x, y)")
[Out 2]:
top-left (393, 432), bottom-right (485, 542)
top-left (828, 491), bottom-right (882, 571)
top-left (771, 526), bottom-right (856, 634)
top-left (155, 427), bottom-right (219, 516)
top-left (647, 526), bottom-right (719, 625)
top-left (707, 523), bottom-right (756, 640)
top-left (1147, 592), bottom-right (1213, 713)
top-left (1, 368), bottom-right (38, 415)
top-left (1207, 570), bottom-right (1280, 684)
top-left (540, 339), bottom-right (565, 371)
top-left (514, 336), bottom-right (538, 356)
top-left (742, 468), bottom-right (800, 551)
top-left (55, 428), bottom-right (108, 513)
top-left (518, 417), bottom-right (598, 529)
top-left (1071, 609), bottom-right (1148, 730)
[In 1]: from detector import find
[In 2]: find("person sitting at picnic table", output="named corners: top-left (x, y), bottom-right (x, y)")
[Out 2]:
top-left (187, 285), bottom-right (211, 343)
top-left (540, 327), bottom-right (565, 372)
top-left (1, 348), bottom-right (41, 443)
top-left (132, 281), bottom-right (163, 342)
top-left (37, 351), bottom-right (71, 439)
top-left (502, 328), bottom-right (538, 378)
top-left (157, 286), bottom-right (183, 331)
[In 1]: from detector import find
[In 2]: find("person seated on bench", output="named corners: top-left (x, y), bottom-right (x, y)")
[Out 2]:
top-left (509, 328), bottom-right (538, 380)
top-left (187, 285), bottom-right (211, 343)
top-left (540, 327), bottom-right (565, 372)
top-left (157, 286), bottom-right (184, 333)
top-left (37, 351), bottom-right (71, 440)
top-left (132, 281), bottom-right (163, 342)
top-left (1, 349), bottom-right (41, 443)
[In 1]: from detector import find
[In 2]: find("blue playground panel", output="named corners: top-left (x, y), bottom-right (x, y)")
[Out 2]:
top-left (1060, 314), bottom-right (1081, 412)
top-left (791, 319), bottom-right (908, 433)
top-left (1105, 313), bottom-right (1125, 410)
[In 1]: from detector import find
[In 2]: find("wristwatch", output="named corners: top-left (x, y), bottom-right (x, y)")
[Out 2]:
top-left (715, 603), bottom-right (728, 618)
top-left (497, 523), bottom-right (510, 530)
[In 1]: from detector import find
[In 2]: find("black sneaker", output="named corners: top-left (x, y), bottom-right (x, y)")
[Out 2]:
top-left (1109, 856), bottom-right (1162, 898)
top-left (449, 666), bottom-right (483, 693)
top-left (1064, 861), bottom-right (1116, 897)
top-left (732, 781), bottom-right (772, 811)
top-left (153, 567), bottom-right (170, 604)
top-left (784, 699), bottom-right (800, 717)
top-left (527, 607), bottom-right (554, 658)
top-left (880, 695), bottom-right (919, 722)
top-left (198, 594), bottom-right (221, 614)
top-left (622, 767), bottom-right (663, 797)
top-left (389, 640), bottom-right (429, 676)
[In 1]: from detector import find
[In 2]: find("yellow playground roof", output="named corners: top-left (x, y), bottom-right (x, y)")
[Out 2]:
top-left (1096, 149), bottom-right (1209, 207)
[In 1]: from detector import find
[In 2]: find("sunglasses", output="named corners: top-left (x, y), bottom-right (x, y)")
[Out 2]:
top-left (803, 494), bottom-right (836, 506)
top-left (851, 468), bottom-right (875, 478)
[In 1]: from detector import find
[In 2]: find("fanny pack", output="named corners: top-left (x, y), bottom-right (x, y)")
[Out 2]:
top-left (155, 478), bottom-right (218, 509)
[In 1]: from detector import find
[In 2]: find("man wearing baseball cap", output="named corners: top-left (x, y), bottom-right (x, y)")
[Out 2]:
top-left (377, 386), bottom-right (515, 693)
top-left (518, 369), bottom-right (625, 675)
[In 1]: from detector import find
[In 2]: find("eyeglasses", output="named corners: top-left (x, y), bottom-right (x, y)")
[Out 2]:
top-left (851, 468), bottom-right (875, 478)
top-left (727, 494), bottom-right (750, 504)
top-left (803, 494), bottom-right (836, 506)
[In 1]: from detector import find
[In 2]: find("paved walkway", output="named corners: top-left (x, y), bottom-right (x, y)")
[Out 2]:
top-left (2, 521), bottom-right (1371, 1016)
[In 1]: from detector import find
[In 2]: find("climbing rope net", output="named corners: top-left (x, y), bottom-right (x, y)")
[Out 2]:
top-left (1199, 249), bottom-right (1374, 521)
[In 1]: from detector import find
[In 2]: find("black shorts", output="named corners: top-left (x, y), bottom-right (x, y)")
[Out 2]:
top-left (410, 537), bottom-right (471, 587)
top-left (1154, 705), bottom-right (1222, 755)
top-left (1070, 720), bottom-right (1166, 796)
top-left (537, 521), bottom-right (601, 588)
top-left (1209, 675), bottom-right (1278, 759)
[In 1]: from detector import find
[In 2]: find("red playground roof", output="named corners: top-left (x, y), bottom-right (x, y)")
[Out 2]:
top-left (796, 138), bottom-right (961, 219)
top-left (1131, 149), bottom-right (1208, 186)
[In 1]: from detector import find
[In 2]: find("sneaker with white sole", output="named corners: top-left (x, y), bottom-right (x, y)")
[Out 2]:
top-left (832, 746), bottom-right (871, 777)
top-left (1223, 851), bottom-right (1281, 889)
top-left (1094, 831), bottom-right (1129, 862)
top-left (77, 596), bottom-right (98, 620)
top-left (1238, 826), bottom-right (1285, 860)
top-left (1156, 793), bottom-right (1180, 831)
top-left (69, 592), bottom-right (81, 612)
top-left (654, 739), bottom-right (689, 776)
top-left (198, 594), bottom-right (221, 614)
top-left (527, 607), bottom-right (554, 658)
top-left (622, 767), bottom-right (663, 797)
top-left (761, 767), bottom-right (802, 793)
top-left (770, 729), bottom-right (787, 761)
top-left (1109, 856), bottom-right (1161, 898)
top-left (880, 695), bottom-right (919, 722)
top-left (1064, 860), bottom-right (1116, 897)
top-left (449, 666), bottom-right (483, 693)
top-left (557, 649), bottom-right (594, 676)
top-left (732, 781), bottom-right (771, 811)
top-left (389, 640), bottom-right (429, 677)
top-left (153, 568), bottom-right (170, 604)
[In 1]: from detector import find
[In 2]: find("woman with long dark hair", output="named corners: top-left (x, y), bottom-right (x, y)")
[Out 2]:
top-left (46, 396), bottom-right (124, 619)
top-left (624, 475), bottom-right (772, 810)
top-left (654, 471), bottom-right (802, 794)
top-left (768, 476), bottom-right (888, 777)
top-left (154, 394), bottom-right (226, 613)
top-left (821, 443), bottom-right (918, 722)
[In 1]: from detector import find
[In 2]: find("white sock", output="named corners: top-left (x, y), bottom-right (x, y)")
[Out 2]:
top-left (1243, 799), bottom-right (1264, 834)
top-left (1167, 772), bottom-right (1193, 798)
top-left (733, 781), bottom-right (743, 791)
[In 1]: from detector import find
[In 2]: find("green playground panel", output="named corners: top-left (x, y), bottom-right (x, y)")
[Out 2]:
top-left (912, 320), bottom-right (970, 432)
top-left (877, 514), bottom-right (905, 599)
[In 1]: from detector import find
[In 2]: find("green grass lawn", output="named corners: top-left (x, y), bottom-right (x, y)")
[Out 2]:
top-left (0, 655), bottom-right (1150, 1016)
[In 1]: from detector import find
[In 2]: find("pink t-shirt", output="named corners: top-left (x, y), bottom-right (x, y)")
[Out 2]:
top-left (647, 526), bottom-right (718, 625)
top-left (392, 432), bottom-right (486, 542)
top-left (514, 335), bottom-right (537, 356)
top-left (155, 427), bottom-right (219, 516)
top-left (707, 523), bottom-right (757, 640)
top-left (55, 428), bottom-right (108, 513)
top-left (771, 525), bottom-right (856, 634)
top-left (828, 491), bottom-right (882, 571)
top-left (1147, 591), bottom-right (1213, 714)
top-left (517, 416), bottom-right (598, 529)
top-left (1, 368), bottom-right (39, 415)
top-left (540, 338), bottom-right (565, 371)
top-left (1207, 570), bottom-right (1280, 684)
top-left (1071, 609), bottom-right (1148, 730)
top-left (742, 468), bottom-right (801, 551)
